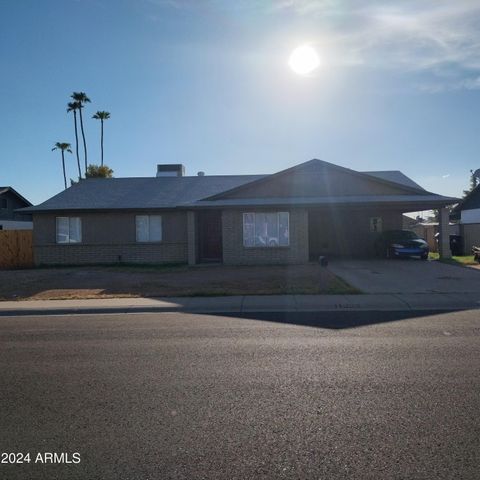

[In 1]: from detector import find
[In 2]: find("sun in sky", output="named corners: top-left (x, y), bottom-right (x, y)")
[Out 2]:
top-left (288, 44), bottom-right (321, 75)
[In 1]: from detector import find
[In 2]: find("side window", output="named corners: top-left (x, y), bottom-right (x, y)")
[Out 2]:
top-left (136, 215), bottom-right (162, 242)
top-left (56, 217), bottom-right (82, 243)
top-left (0, 199), bottom-right (7, 209)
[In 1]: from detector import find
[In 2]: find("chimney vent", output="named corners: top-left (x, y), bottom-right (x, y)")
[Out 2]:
top-left (156, 164), bottom-right (185, 177)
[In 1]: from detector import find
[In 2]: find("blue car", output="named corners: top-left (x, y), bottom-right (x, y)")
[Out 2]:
top-left (374, 230), bottom-right (429, 260)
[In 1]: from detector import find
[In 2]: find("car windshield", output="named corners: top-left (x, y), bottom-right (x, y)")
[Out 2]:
top-left (384, 230), bottom-right (419, 240)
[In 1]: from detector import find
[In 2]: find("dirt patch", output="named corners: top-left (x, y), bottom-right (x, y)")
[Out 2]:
top-left (0, 264), bottom-right (358, 300)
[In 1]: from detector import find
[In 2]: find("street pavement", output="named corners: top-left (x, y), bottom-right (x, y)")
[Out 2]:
top-left (0, 310), bottom-right (479, 479)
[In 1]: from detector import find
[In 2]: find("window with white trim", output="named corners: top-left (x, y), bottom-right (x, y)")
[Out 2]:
top-left (56, 217), bottom-right (82, 244)
top-left (136, 215), bottom-right (162, 242)
top-left (243, 212), bottom-right (289, 247)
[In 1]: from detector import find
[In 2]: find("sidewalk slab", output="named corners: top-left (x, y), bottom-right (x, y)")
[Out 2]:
top-left (242, 295), bottom-right (297, 312)
top-left (183, 296), bottom-right (243, 313)
top-left (294, 295), bottom-right (348, 310)
top-left (342, 294), bottom-right (410, 310)
top-left (396, 293), bottom-right (478, 310)
top-left (0, 293), bottom-right (479, 317)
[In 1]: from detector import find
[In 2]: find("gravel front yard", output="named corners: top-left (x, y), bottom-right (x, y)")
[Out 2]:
top-left (0, 264), bottom-right (357, 300)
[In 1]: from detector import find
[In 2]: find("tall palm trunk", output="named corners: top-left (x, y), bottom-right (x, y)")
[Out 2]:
top-left (61, 151), bottom-right (67, 190)
top-left (78, 106), bottom-right (88, 171)
top-left (73, 110), bottom-right (82, 178)
top-left (100, 119), bottom-right (104, 166)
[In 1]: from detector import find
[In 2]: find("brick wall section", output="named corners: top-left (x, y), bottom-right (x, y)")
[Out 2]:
top-left (35, 243), bottom-right (187, 265)
top-left (222, 208), bottom-right (309, 265)
top-left (33, 211), bottom-right (188, 265)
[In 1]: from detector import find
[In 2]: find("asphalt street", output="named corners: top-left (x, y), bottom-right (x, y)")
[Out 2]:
top-left (0, 310), bottom-right (479, 479)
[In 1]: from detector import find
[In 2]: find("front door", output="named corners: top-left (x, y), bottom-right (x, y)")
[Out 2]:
top-left (197, 210), bottom-right (223, 263)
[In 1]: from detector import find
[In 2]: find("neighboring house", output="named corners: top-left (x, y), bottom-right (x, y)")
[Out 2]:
top-left (451, 185), bottom-right (480, 253)
top-left (402, 214), bottom-right (418, 230)
top-left (19, 159), bottom-right (458, 266)
top-left (0, 187), bottom-right (33, 230)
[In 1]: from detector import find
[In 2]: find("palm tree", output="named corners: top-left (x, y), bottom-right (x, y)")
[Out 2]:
top-left (52, 142), bottom-right (72, 190)
top-left (71, 92), bottom-right (91, 172)
top-left (92, 111), bottom-right (110, 166)
top-left (67, 101), bottom-right (82, 179)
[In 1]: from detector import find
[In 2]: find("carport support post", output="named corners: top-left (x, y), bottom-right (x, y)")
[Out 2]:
top-left (187, 211), bottom-right (196, 266)
top-left (438, 207), bottom-right (451, 259)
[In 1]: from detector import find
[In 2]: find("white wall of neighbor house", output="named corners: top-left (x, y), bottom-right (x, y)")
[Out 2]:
top-left (462, 223), bottom-right (480, 252)
top-left (0, 220), bottom-right (33, 230)
top-left (460, 208), bottom-right (480, 224)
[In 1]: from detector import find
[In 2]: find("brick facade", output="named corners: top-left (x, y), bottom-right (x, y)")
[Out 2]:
top-left (34, 243), bottom-right (187, 265)
top-left (33, 211), bottom-right (188, 265)
top-left (222, 208), bottom-right (309, 265)
top-left (33, 207), bottom-right (404, 266)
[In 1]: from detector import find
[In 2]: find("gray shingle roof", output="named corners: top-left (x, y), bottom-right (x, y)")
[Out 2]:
top-left (0, 186), bottom-right (32, 206)
top-left (363, 171), bottom-right (426, 190)
top-left (20, 175), bottom-right (266, 212)
top-left (19, 160), bottom-right (458, 214)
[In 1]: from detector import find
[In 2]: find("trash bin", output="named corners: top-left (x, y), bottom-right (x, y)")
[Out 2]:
top-left (434, 233), bottom-right (464, 256)
top-left (449, 235), bottom-right (463, 256)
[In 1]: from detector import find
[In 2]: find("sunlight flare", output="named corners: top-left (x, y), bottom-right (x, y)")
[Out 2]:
top-left (288, 44), bottom-right (321, 75)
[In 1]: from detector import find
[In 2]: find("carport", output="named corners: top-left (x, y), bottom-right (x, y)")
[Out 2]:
top-left (307, 197), bottom-right (458, 259)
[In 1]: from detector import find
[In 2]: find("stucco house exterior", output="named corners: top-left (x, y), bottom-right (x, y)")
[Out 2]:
top-left (0, 186), bottom-right (33, 230)
top-left (20, 159), bottom-right (458, 266)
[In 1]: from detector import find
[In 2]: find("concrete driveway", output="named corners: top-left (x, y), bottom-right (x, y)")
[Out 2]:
top-left (329, 259), bottom-right (480, 294)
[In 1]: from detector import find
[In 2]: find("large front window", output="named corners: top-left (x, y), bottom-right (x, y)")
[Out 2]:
top-left (136, 215), bottom-right (162, 242)
top-left (243, 212), bottom-right (289, 247)
top-left (56, 217), bottom-right (82, 244)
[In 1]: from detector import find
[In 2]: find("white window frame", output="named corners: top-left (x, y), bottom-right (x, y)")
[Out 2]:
top-left (135, 215), bottom-right (163, 243)
top-left (243, 212), bottom-right (290, 248)
top-left (56, 217), bottom-right (82, 244)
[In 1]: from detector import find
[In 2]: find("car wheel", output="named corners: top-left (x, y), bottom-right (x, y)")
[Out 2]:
top-left (421, 253), bottom-right (428, 260)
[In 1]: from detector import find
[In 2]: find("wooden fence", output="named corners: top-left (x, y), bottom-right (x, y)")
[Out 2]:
top-left (0, 230), bottom-right (34, 269)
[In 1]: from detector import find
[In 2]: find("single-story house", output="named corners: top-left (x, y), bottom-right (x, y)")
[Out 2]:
top-left (451, 184), bottom-right (480, 253)
top-left (0, 186), bottom-right (33, 230)
top-left (19, 159), bottom-right (458, 266)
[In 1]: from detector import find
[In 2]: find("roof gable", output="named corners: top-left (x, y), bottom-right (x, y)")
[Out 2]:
top-left (0, 187), bottom-right (32, 207)
top-left (453, 185), bottom-right (480, 212)
top-left (203, 159), bottom-right (427, 201)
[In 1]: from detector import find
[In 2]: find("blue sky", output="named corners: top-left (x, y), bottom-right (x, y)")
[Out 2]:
top-left (1, 0), bottom-right (480, 205)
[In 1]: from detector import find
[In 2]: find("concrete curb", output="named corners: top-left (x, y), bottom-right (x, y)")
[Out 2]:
top-left (0, 294), bottom-right (479, 316)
